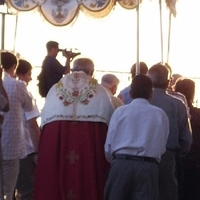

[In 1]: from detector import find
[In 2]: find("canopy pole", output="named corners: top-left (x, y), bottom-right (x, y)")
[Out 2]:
top-left (167, 12), bottom-right (172, 64)
top-left (13, 15), bottom-right (18, 54)
top-left (159, 0), bottom-right (164, 64)
top-left (0, 127), bottom-right (4, 200)
top-left (0, 14), bottom-right (4, 200)
top-left (136, 0), bottom-right (140, 75)
top-left (0, 13), bottom-right (5, 200)
top-left (1, 13), bottom-right (5, 50)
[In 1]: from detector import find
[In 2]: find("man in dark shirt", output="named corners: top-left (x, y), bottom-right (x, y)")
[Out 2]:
top-left (39, 41), bottom-right (71, 97)
top-left (147, 63), bottom-right (192, 200)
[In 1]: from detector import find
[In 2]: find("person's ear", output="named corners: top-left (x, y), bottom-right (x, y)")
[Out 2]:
top-left (90, 70), bottom-right (94, 77)
top-left (111, 85), bottom-right (117, 95)
top-left (166, 80), bottom-right (170, 89)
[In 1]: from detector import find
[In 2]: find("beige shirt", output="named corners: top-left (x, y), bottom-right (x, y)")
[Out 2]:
top-left (103, 87), bottom-right (124, 110)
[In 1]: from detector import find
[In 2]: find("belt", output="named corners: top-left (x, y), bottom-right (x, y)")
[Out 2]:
top-left (113, 154), bottom-right (159, 165)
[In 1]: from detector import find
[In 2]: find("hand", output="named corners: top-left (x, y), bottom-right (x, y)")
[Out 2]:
top-left (62, 50), bottom-right (80, 61)
top-left (0, 67), bottom-right (3, 80)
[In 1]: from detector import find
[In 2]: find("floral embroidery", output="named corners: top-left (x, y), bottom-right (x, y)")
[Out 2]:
top-left (56, 73), bottom-right (98, 106)
top-left (42, 114), bottom-right (108, 125)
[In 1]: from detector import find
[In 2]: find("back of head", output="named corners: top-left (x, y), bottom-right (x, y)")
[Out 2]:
top-left (148, 64), bottom-right (169, 89)
top-left (72, 58), bottom-right (94, 76)
top-left (101, 74), bottom-right (119, 88)
top-left (1, 51), bottom-right (17, 71)
top-left (16, 59), bottom-right (32, 76)
top-left (130, 74), bottom-right (153, 100)
top-left (175, 79), bottom-right (195, 106)
top-left (131, 62), bottom-right (148, 78)
top-left (171, 73), bottom-right (182, 88)
top-left (46, 41), bottom-right (59, 52)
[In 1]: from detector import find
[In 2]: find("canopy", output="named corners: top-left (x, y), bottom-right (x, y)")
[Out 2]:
top-left (4, 0), bottom-right (177, 26)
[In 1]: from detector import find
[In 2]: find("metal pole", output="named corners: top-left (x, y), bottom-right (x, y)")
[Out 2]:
top-left (0, 20), bottom-right (5, 198)
top-left (167, 12), bottom-right (172, 64)
top-left (0, 127), bottom-right (4, 200)
top-left (136, 0), bottom-right (140, 75)
top-left (13, 15), bottom-right (18, 53)
top-left (1, 13), bottom-right (5, 50)
top-left (159, 0), bottom-right (164, 64)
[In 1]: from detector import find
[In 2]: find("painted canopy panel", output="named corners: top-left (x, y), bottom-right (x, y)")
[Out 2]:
top-left (5, 0), bottom-right (176, 26)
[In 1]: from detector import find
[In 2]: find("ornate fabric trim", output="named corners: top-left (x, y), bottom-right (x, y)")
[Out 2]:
top-left (6, 0), bottom-right (144, 26)
top-left (41, 71), bottom-right (114, 127)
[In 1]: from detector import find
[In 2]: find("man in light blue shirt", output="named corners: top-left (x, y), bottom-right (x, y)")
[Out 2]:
top-left (118, 62), bottom-right (148, 104)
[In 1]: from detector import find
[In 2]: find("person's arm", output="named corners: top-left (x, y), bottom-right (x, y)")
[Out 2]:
top-left (27, 117), bottom-right (41, 152)
top-left (179, 103), bottom-right (193, 156)
top-left (104, 113), bottom-right (117, 163)
top-left (62, 50), bottom-right (80, 74)
top-left (0, 67), bottom-right (9, 112)
top-left (17, 81), bottom-right (33, 112)
top-left (117, 93), bottom-right (124, 103)
top-left (64, 57), bottom-right (71, 74)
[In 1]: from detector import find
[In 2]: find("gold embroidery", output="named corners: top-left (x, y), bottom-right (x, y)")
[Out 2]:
top-left (66, 150), bottom-right (79, 164)
top-left (56, 74), bottom-right (97, 106)
top-left (66, 190), bottom-right (76, 200)
top-left (56, 73), bottom-right (98, 120)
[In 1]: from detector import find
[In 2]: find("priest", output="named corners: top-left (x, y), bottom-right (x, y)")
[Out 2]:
top-left (34, 57), bottom-right (115, 200)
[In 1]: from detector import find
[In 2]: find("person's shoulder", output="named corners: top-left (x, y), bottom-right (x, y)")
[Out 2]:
top-left (119, 85), bottom-right (130, 94)
top-left (166, 91), bottom-right (184, 103)
top-left (150, 103), bottom-right (167, 113)
top-left (16, 79), bottom-right (26, 86)
top-left (167, 90), bottom-right (187, 103)
top-left (5, 76), bottom-right (19, 86)
top-left (15, 80), bottom-right (27, 91)
top-left (148, 103), bottom-right (169, 118)
top-left (42, 56), bottom-right (56, 65)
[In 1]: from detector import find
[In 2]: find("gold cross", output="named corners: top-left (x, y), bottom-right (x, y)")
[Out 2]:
top-left (66, 150), bottom-right (79, 164)
top-left (66, 190), bottom-right (76, 200)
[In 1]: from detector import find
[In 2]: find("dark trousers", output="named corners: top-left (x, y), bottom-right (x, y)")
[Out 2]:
top-left (14, 154), bottom-right (36, 200)
top-left (158, 150), bottom-right (178, 200)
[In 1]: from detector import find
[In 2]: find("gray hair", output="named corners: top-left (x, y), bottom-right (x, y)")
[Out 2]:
top-left (72, 58), bottom-right (94, 76)
top-left (147, 64), bottom-right (169, 88)
top-left (101, 74), bottom-right (119, 89)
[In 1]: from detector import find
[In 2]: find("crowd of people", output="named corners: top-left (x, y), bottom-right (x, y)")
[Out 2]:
top-left (0, 40), bottom-right (199, 200)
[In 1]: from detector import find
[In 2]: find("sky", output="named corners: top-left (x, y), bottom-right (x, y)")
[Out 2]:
top-left (1, 0), bottom-right (200, 107)
top-left (1, 0), bottom-right (200, 75)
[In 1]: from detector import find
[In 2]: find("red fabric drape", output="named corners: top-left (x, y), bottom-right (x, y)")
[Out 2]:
top-left (34, 121), bottom-right (110, 200)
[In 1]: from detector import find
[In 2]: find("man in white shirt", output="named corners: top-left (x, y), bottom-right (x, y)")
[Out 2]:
top-left (104, 74), bottom-right (169, 200)
top-left (0, 52), bottom-right (32, 200)
top-left (15, 59), bottom-right (41, 200)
